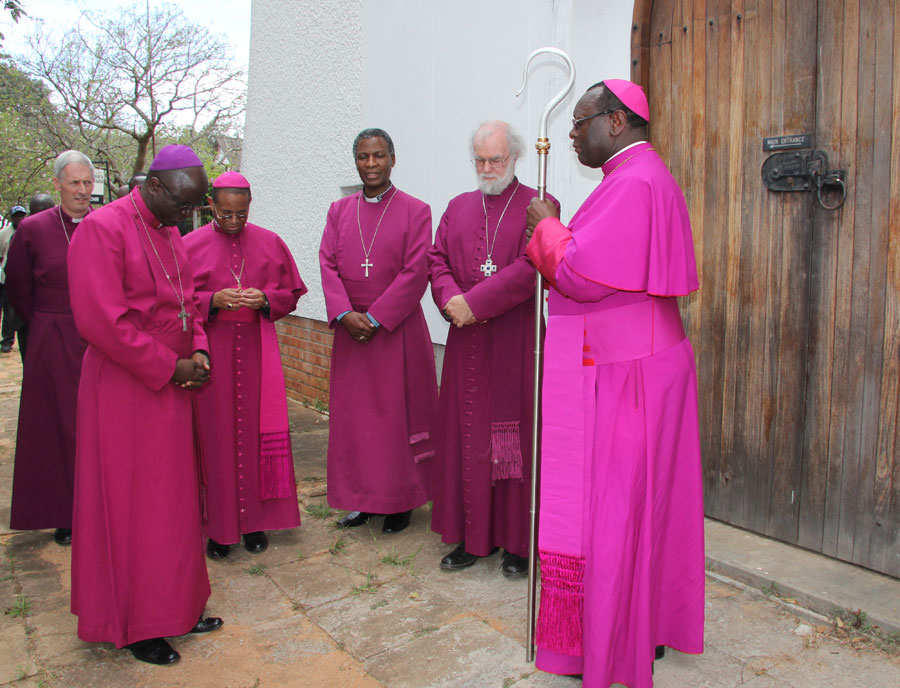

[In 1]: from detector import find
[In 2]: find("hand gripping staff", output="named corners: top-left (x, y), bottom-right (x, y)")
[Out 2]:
top-left (516, 46), bottom-right (575, 663)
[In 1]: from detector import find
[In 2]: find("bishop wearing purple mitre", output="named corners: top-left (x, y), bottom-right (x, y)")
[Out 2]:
top-left (428, 121), bottom-right (558, 577)
top-left (68, 145), bottom-right (222, 665)
top-left (526, 80), bottom-right (704, 687)
top-left (5, 151), bottom-right (94, 546)
top-left (184, 171), bottom-right (307, 560)
top-left (319, 128), bottom-right (438, 534)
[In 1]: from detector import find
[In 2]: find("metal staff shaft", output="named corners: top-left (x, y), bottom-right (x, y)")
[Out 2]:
top-left (516, 47), bottom-right (575, 663)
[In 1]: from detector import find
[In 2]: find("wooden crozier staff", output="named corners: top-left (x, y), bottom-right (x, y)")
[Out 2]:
top-left (516, 46), bottom-right (575, 662)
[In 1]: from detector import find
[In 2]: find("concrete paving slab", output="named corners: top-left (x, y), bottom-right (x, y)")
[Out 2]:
top-left (705, 518), bottom-right (900, 633)
top-left (0, 623), bottom-right (37, 683)
top-left (308, 575), bottom-right (470, 660)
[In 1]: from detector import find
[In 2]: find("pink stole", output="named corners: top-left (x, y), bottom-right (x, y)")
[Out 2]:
top-left (536, 296), bottom-right (685, 656)
top-left (217, 307), bottom-right (296, 499)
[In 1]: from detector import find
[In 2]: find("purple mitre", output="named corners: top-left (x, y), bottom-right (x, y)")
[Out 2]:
top-left (212, 171), bottom-right (251, 189)
top-left (149, 144), bottom-right (204, 171)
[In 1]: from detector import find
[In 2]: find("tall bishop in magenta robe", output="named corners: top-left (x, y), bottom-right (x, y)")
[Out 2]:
top-left (428, 178), bottom-right (556, 559)
top-left (67, 186), bottom-right (211, 648)
top-left (5, 204), bottom-right (87, 532)
top-left (184, 176), bottom-right (306, 548)
top-left (528, 138), bottom-right (705, 684)
top-left (319, 186), bottom-right (438, 516)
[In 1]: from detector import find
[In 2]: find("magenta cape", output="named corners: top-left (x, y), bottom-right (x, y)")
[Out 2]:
top-left (527, 143), bottom-right (705, 687)
top-left (184, 221), bottom-right (307, 544)
top-left (319, 188), bottom-right (437, 513)
top-left (5, 206), bottom-right (87, 530)
top-left (67, 189), bottom-right (211, 647)
top-left (428, 180), bottom-right (555, 557)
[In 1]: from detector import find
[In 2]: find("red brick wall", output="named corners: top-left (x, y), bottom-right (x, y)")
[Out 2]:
top-left (276, 315), bottom-right (332, 406)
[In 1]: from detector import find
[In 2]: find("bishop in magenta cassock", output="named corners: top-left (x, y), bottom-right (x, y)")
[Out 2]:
top-left (5, 151), bottom-right (93, 545)
top-left (319, 128), bottom-right (438, 534)
top-left (526, 81), bottom-right (705, 687)
top-left (428, 121), bottom-right (558, 577)
top-left (184, 171), bottom-right (307, 560)
top-left (67, 145), bottom-right (222, 666)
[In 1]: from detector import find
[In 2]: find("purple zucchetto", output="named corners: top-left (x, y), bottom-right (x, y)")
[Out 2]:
top-left (602, 79), bottom-right (650, 123)
top-left (148, 144), bottom-right (204, 171)
top-left (212, 171), bottom-right (251, 189)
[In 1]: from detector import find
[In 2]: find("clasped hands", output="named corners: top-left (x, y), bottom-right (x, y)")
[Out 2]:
top-left (443, 295), bottom-right (477, 328)
top-left (172, 351), bottom-right (211, 390)
top-left (213, 287), bottom-right (266, 311)
top-left (342, 311), bottom-right (377, 343)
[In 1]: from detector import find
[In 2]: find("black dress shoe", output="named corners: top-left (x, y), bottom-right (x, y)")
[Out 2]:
top-left (382, 510), bottom-right (411, 533)
top-left (500, 551), bottom-right (528, 578)
top-left (336, 511), bottom-right (373, 528)
top-left (126, 637), bottom-right (180, 665)
top-left (440, 543), bottom-right (498, 570)
top-left (190, 616), bottom-right (224, 634)
top-left (655, 645), bottom-right (666, 660)
top-left (206, 538), bottom-right (230, 559)
top-left (243, 531), bottom-right (268, 553)
top-left (53, 528), bottom-right (72, 545)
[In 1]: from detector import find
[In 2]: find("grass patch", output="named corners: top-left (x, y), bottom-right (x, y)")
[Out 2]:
top-left (5, 595), bottom-right (31, 618)
top-left (370, 599), bottom-right (388, 610)
top-left (380, 544), bottom-right (421, 569)
top-left (413, 626), bottom-right (439, 639)
top-left (304, 502), bottom-right (335, 521)
top-left (329, 535), bottom-right (347, 556)
top-left (246, 563), bottom-right (267, 576)
top-left (350, 570), bottom-right (378, 596)
top-left (830, 608), bottom-right (900, 655)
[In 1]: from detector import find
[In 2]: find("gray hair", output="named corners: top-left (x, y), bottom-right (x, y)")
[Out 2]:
top-left (53, 150), bottom-right (95, 180)
top-left (353, 128), bottom-right (395, 157)
top-left (469, 121), bottom-right (526, 161)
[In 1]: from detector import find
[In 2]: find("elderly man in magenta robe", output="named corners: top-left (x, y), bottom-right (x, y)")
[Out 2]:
top-left (319, 128), bottom-right (437, 534)
top-left (5, 151), bottom-right (93, 545)
top-left (184, 171), bottom-right (307, 559)
top-left (428, 121), bottom-right (559, 578)
top-left (525, 80), bottom-right (705, 687)
top-left (68, 145), bottom-right (223, 666)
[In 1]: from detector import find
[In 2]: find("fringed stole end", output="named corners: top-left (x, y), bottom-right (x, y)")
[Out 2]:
top-left (409, 431), bottom-right (434, 464)
top-left (535, 549), bottom-right (585, 657)
top-left (491, 420), bottom-right (523, 483)
top-left (259, 431), bottom-right (296, 500)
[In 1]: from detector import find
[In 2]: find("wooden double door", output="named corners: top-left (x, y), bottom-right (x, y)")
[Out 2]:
top-left (633, 0), bottom-right (900, 577)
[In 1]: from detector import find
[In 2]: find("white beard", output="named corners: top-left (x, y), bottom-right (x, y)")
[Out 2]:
top-left (477, 164), bottom-right (516, 195)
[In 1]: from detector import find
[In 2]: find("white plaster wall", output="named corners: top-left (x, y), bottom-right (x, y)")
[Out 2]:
top-left (244, 0), bottom-right (635, 339)
top-left (242, 0), bottom-right (363, 321)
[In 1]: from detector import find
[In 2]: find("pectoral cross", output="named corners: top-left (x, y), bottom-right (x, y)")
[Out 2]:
top-left (178, 307), bottom-right (189, 331)
top-left (361, 258), bottom-right (373, 278)
top-left (480, 257), bottom-right (498, 277)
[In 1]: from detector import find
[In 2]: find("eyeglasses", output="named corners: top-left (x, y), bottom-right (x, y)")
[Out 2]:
top-left (215, 212), bottom-right (248, 222)
top-left (155, 177), bottom-right (202, 211)
top-left (571, 109), bottom-right (616, 129)
top-left (472, 155), bottom-right (510, 168)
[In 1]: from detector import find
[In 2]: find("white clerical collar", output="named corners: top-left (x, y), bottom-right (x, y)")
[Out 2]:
top-left (603, 140), bottom-right (648, 166)
top-left (363, 184), bottom-right (394, 203)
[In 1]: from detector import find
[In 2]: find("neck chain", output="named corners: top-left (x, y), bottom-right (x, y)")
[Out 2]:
top-left (130, 193), bottom-right (189, 331)
top-left (603, 147), bottom-right (654, 181)
top-left (215, 220), bottom-right (247, 289)
top-left (57, 206), bottom-right (72, 245)
top-left (356, 187), bottom-right (397, 278)
top-left (479, 180), bottom-right (519, 277)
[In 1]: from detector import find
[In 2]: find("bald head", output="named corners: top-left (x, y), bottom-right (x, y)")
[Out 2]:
top-left (29, 193), bottom-right (54, 215)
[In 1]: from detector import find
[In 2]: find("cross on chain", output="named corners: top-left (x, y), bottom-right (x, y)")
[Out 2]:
top-left (480, 257), bottom-right (498, 277)
top-left (361, 258), bottom-right (374, 278)
top-left (178, 308), bottom-right (189, 332)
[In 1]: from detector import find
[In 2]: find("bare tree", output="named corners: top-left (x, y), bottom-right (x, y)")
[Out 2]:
top-left (16, 2), bottom-right (245, 191)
